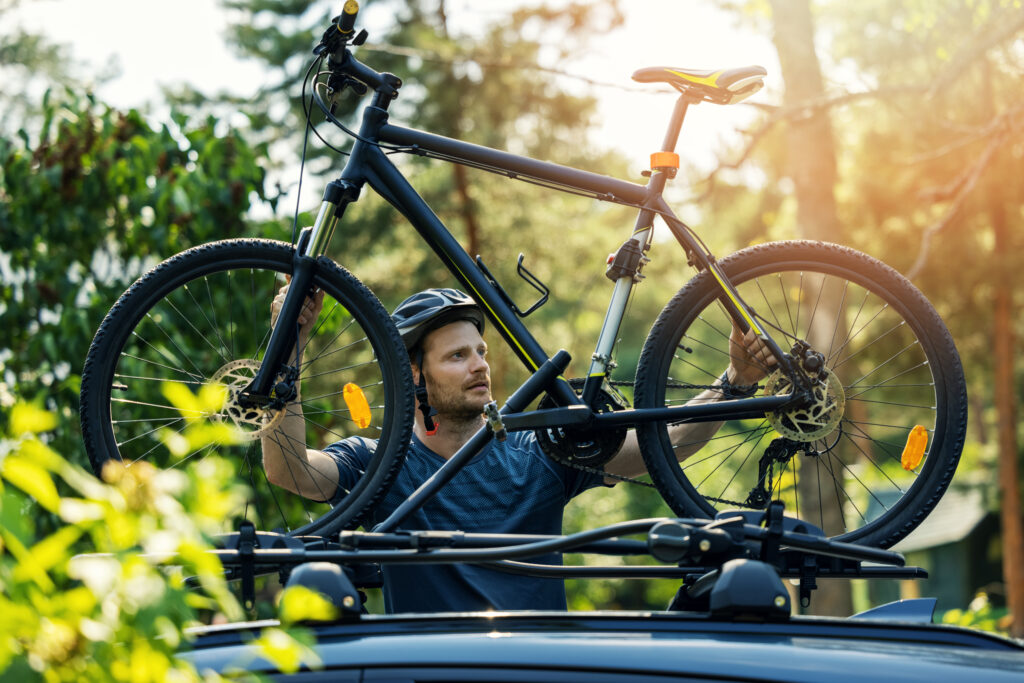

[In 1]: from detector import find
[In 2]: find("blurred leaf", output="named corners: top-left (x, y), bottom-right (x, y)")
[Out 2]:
top-left (1, 450), bottom-right (61, 513)
top-left (278, 585), bottom-right (339, 625)
top-left (252, 627), bottom-right (321, 675)
top-left (8, 403), bottom-right (58, 435)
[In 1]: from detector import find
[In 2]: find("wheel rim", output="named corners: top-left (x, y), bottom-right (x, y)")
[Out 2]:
top-left (657, 259), bottom-right (947, 540)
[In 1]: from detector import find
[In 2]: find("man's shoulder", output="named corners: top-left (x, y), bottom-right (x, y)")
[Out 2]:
top-left (325, 435), bottom-right (379, 458)
top-left (503, 429), bottom-right (540, 451)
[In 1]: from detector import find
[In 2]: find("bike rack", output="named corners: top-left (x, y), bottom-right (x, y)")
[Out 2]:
top-left (209, 502), bottom-right (925, 620)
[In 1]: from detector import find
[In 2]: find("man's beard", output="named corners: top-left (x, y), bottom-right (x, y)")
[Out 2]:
top-left (423, 373), bottom-right (491, 422)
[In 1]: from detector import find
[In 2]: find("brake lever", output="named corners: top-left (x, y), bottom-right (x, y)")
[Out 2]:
top-left (326, 73), bottom-right (369, 110)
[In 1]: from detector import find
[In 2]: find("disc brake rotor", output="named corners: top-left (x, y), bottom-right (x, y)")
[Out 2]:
top-left (209, 359), bottom-right (285, 441)
top-left (764, 367), bottom-right (846, 442)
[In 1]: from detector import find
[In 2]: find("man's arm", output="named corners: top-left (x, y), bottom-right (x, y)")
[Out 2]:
top-left (603, 326), bottom-right (776, 481)
top-left (259, 283), bottom-right (342, 502)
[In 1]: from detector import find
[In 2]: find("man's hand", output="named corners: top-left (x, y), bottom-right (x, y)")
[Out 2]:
top-left (728, 326), bottom-right (777, 386)
top-left (271, 280), bottom-right (325, 350)
top-left (262, 279), bottom-right (339, 503)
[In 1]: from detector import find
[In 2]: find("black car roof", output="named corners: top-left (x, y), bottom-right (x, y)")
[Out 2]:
top-left (184, 611), bottom-right (1024, 681)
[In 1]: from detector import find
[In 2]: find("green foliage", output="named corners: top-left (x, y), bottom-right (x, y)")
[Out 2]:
top-left (0, 90), bottom-right (274, 467)
top-left (0, 403), bottom-right (320, 681)
top-left (939, 592), bottom-right (1011, 636)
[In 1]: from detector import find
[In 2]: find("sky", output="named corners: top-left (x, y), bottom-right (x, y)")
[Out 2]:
top-left (11, 1), bottom-right (776, 166)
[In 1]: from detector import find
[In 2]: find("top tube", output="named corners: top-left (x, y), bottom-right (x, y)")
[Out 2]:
top-left (378, 124), bottom-right (650, 206)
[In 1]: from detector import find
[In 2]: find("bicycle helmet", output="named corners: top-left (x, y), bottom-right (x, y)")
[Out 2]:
top-left (390, 288), bottom-right (486, 435)
top-left (391, 288), bottom-right (485, 353)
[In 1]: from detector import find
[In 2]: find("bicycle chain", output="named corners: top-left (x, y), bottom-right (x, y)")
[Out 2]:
top-left (545, 378), bottom-right (761, 490)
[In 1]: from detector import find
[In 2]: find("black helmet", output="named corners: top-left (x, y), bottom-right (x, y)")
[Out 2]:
top-left (391, 288), bottom-right (485, 352)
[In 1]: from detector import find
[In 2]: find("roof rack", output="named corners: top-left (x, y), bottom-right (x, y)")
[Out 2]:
top-left (208, 502), bottom-right (926, 620)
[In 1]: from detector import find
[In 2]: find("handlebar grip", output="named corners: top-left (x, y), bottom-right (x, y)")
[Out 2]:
top-left (337, 0), bottom-right (359, 34)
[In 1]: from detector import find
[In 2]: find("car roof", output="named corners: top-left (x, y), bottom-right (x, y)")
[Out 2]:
top-left (184, 611), bottom-right (1024, 682)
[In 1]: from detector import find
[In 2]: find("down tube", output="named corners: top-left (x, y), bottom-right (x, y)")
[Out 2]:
top-left (364, 147), bottom-right (572, 392)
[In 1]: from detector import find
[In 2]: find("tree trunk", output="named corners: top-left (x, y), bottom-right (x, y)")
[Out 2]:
top-left (453, 162), bottom-right (482, 259)
top-left (984, 59), bottom-right (1024, 639)
top-left (770, 0), bottom-right (852, 617)
top-left (994, 233), bottom-right (1022, 637)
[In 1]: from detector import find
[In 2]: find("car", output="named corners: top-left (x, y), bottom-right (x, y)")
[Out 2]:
top-left (179, 510), bottom-right (1024, 681)
top-left (184, 605), bottom-right (1024, 682)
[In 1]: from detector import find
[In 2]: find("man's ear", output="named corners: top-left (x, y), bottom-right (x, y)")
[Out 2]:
top-left (411, 361), bottom-right (421, 385)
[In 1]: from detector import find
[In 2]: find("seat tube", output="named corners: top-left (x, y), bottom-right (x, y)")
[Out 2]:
top-left (584, 217), bottom-right (654, 400)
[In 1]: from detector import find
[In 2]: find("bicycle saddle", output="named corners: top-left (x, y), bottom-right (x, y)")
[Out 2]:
top-left (632, 65), bottom-right (766, 105)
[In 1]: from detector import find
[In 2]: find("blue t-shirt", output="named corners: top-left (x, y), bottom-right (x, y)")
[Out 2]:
top-left (324, 431), bottom-right (608, 613)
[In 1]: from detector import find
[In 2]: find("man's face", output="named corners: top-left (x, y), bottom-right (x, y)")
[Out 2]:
top-left (417, 320), bottom-right (491, 419)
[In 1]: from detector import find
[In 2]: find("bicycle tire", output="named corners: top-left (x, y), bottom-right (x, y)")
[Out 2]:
top-left (634, 240), bottom-right (967, 548)
top-left (80, 239), bottom-right (414, 536)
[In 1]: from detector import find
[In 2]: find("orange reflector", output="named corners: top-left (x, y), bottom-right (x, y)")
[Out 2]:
top-left (343, 383), bottom-right (372, 429)
top-left (901, 425), bottom-right (928, 471)
top-left (650, 151), bottom-right (680, 169)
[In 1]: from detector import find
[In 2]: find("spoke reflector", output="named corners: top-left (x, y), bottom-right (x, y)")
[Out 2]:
top-left (343, 382), bottom-right (372, 429)
top-left (901, 425), bottom-right (928, 471)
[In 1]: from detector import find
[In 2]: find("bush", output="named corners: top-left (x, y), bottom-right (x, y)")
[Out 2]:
top-left (0, 402), bottom-right (323, 681)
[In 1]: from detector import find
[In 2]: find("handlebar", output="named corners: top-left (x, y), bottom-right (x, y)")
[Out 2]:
top-left (337, 0), bottom-right (359, 35)
top-left (314, 2), bottom-right (402, 104)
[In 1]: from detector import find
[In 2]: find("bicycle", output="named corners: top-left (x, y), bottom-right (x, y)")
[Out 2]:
top-left (80, 2), bottom-right (967, 548)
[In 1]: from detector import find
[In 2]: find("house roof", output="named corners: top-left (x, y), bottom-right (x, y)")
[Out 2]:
top-left (890, 487), bottom-right (990, 554)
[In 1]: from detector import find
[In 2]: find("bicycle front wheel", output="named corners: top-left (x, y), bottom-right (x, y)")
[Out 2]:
top-left (80, 239), bottom-right (414, 536)
top-left (635, 241), bottom-right (967, 548)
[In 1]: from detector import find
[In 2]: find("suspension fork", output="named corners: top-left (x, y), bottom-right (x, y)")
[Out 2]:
top-left (242, 179), bottom-right (363, 403)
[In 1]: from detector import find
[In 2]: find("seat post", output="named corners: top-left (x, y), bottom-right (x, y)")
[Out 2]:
top-left (660, 95), bottom-right (692, 152)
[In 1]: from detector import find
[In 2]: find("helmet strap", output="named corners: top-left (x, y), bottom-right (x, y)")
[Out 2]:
top-left (413, 349), bottom-right (439, 436)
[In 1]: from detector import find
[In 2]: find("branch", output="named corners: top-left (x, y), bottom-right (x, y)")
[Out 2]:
top-left (695, 14), bottom-right (1024, 198)
top-left (359, 42), bottom-right (667, 93)
top-left (927, 9), bottom-right (1024, 98)
top-left (904, 131), bottom-right (1003, 280)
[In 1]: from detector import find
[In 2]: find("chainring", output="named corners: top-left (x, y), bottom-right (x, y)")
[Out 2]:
top-left (535, 378), bottom-right (628, 469)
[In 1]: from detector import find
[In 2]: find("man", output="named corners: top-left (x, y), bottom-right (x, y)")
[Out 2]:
top-left (262, 287), bottom-right (773, 613)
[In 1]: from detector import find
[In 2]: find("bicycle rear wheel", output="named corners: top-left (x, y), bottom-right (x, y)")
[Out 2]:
top-left (80, 239), bottom-right (414, 535)
top-left (634, 241), bottom-right (967, 548)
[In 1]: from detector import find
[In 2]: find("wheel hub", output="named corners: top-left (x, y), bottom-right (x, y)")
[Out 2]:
top-left (209, 359), bottom-right (286, 441)
top-left (764, 366), bottom-right (845, 442)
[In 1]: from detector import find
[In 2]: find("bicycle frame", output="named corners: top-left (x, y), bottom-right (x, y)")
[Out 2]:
top-left (247, 75), bottom-right (803, 433)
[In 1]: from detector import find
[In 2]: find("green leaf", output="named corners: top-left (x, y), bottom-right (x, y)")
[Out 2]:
top-left (278, 585), bottom-right (340, 625)
top-left (1, 452), bottom-right (61, 513)
top-left (12, 525), bottom-right (83, 588)
top-left (8, 403), bottom-right (58, 436)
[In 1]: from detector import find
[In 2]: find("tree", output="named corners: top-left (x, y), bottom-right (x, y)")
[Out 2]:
top-left (766, 0), bottom-right (851, 618)
top-left (0, 0), bottom-right (73, 132)
top-left (709, 0), bottom-right (1024, 625)
top-left (0, 90), bottom-right (272, 469)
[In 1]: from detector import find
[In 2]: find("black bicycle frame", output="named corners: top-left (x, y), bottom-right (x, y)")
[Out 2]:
top-left (248, 88), bottom-right (798, 426)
